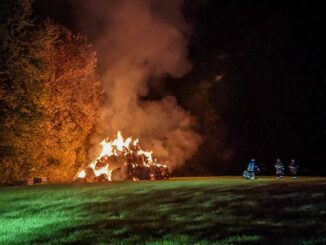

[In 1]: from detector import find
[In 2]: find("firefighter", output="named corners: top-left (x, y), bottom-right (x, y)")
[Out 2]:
top-left (274, 158), bottom-right (285, 178)
top-left (288, 159), bottom-right (299, 178)
top-left (243, 159), bottom-right (256, 180)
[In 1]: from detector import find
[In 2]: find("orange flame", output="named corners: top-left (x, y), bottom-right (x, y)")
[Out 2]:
top-left (78, 170), bottom-right (86, 178)
top-left (76, 131), bottom-right (167, 182)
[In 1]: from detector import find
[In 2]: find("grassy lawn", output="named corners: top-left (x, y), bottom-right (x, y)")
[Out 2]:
top-left (0, 177), bottom-right (325, 244)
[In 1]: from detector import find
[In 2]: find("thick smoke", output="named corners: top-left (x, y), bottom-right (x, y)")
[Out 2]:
top-left (80, 0), bottom-right (202, 169)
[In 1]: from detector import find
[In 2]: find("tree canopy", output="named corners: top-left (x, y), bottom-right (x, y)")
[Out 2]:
top-left (0, 0), bottom-right (101, 184)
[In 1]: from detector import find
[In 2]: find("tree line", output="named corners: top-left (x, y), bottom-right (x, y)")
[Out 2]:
top-left (0, 0), bottom-right (102, 184)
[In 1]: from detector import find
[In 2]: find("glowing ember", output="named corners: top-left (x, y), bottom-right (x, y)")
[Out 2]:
top-left (75, 131), bottom-right (169, 182)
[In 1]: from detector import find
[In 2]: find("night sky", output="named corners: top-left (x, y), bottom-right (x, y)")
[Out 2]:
top-left (181, 0), bottom-right (325, 174)
top-left (33, 0), bottom-right (325, 175)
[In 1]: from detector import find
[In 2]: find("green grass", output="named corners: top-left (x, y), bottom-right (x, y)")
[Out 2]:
top-left (0, 177), bottom-right (325, 244)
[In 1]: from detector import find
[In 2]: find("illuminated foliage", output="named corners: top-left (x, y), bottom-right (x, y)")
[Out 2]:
top-left (0, 0), bottom-right (101, 183)
top-left (0, 0), bottom-right (52, 183)
top-left (41, 22), bottom-right (101, 182)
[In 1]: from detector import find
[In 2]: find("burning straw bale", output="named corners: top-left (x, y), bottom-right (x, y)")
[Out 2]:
top-left (75, 131), bottom-right (169, 183)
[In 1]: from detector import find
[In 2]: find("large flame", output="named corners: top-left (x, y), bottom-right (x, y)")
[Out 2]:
top-left (75, 131), bottom-right (168, 182)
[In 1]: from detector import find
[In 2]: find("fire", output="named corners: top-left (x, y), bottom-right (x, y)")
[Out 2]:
top-left (78, 170), bottom-right (86, 178)
top-left (75, 131), bottom-right (169, 182)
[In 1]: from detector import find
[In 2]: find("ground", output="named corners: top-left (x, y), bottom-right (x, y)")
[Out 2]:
top-left (0, 177), bottom-right (325, 244)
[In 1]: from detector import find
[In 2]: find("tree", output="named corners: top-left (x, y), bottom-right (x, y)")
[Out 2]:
top-left (0, 0), bottom-right (53, 184)
top-left (40, 22), bottom-right (101, 182)
top-left (0, 0), bottom-right (101, 184)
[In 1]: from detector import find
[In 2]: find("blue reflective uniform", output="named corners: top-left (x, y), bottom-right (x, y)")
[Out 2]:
top-left (247, 161), bottom-right (255, 172)
top-left (243, 160), bottom-right (256, 179)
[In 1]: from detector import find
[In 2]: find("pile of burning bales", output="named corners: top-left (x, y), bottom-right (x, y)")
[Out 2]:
top-left (74, 131), bottom-right (169, 183)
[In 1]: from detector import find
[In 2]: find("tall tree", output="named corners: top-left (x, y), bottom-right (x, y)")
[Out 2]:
top-left (0, 0), bottom-right (53, 183)
top-left (0, 0), bottom-right (101, 184)
top-left (40, 22), bottom-right (101, 182)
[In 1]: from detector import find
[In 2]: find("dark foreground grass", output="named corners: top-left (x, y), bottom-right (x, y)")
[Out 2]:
top-left (0, 177), bottom-right (326, 244)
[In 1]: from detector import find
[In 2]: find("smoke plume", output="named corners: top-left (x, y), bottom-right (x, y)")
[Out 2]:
top-left (79, 0), bottom-right (202, 169)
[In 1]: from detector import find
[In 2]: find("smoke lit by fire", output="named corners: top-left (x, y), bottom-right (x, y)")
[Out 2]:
top-left (77, 0), bottom-right (202, 173)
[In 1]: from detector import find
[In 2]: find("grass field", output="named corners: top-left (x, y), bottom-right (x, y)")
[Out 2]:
top-left (0, 177), bottom-right (325, 244)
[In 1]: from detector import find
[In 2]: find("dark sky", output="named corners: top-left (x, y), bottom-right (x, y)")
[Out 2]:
top-left (181, 0), bottom-right (325, 174)
top-left (33, 0), bottom-right (325, 175)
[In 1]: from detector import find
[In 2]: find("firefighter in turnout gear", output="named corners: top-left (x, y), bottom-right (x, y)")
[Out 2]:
top-left (274, 158), bottom-right (285, 178)
top-left (243, 159), bottom-right (257, 180)
top-left (288, 159), bottom-right (299, 178)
